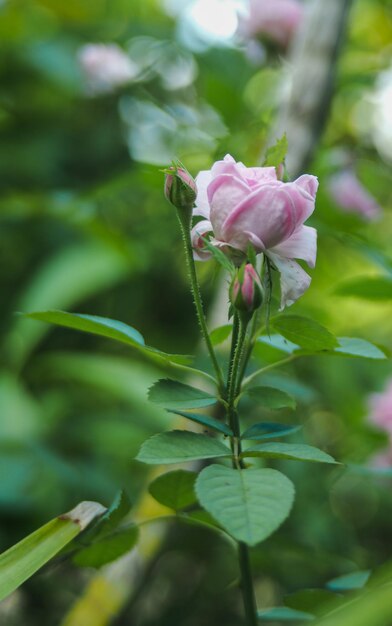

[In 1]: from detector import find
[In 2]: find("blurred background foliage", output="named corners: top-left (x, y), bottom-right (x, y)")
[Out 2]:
top-left (1, 0), bottom-right (392, 624)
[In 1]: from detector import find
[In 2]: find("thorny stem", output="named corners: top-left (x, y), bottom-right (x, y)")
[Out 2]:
top-left (226, 316), bottom-right (258, 626)
top-left (178, 215), bottom-right (225, 394)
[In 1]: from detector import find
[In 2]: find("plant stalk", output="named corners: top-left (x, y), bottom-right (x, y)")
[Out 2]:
top-left (226, 316), bottom-right (258, 626)
top-left (178, 215), bottom-right (225, 393)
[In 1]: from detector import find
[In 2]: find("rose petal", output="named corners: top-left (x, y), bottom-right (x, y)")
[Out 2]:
top-left (221, 184), bottom-right (297, 250)
top-left (208, 174), bottom-right (251, 240)
top-left (269, 225), bottom-right (317, 268)
top-left (191, 220), bottom-right (213, 261)
top-left (193, 170), bottom-right (213, 218)
top-left (267, 252), bottom-right (311, 309)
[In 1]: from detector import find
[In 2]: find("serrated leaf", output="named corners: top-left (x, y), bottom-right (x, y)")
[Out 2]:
top-left (148, 379), bottom-right (217, 409)
top-left (73, 526), bottom-right (139, 568)
top-left (334, 276), bottom-right (392, 300)
top-left (148, 470), bottom-right (197, 510)
top-left (166, 409), bottom-right (232, 436)
top-left (0, 501), bottom-right (106, 602)
top-left (334, 338), bottom-right (386, 360)
top-left (136, 431), bottom-right (231, 464)
top-left (210, 324), bottom-right (232, 346)
top-left (246, 386), bottom-right (296, 410)
top-left (241, 422), bottom-right (301, 441)
top-left (264, 133), bottom-right (288, 168)
top-left (195, 465), bottom-right (295, 546)
top-left (258, 607), bottom-right (314, 621)
top-left (326, 570), bottom-right (371, 592)
top-left (25, 311), bottom-right (191, 366)
top-left (272, 316), bottom-right (338, 351)
top-left (242, 442), bottom-right (337, 464)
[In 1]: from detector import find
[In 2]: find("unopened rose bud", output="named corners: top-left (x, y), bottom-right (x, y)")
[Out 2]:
top-left (164, 163), bottom-right (197, 214)
top-left (230, 264), bottom-right (263, 317)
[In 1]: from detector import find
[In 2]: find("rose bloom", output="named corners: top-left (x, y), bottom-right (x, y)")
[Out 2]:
top-left (191, 154), bottom-right (318, 309)
top-left (368, 380), bottom-right (392, 436)
top-left (328, 170), bottom-right (382, 221)
top-left (78, 44), bottom-right (138, 95)
top-left (237, 0), bottom-right (304, 49)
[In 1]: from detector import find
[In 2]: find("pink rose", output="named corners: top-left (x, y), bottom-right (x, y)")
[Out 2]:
top-left (328, 170), bottom-right (382, 221)
top-left (191, 154), bottom-right (318, 309)
top-left (238, 0), bottom-right (304, 49)
top-left (230, 264), bottom-right (264, 314)
top-left (78, 44), bottom-right (139, 95)
top-left (368, 380), bottom-right (392, 436)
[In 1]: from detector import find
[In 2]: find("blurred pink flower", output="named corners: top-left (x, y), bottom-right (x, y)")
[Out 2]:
top-left (191, 154), bottom-right (318, 309)
top-left (78, 44), bottom-right (138, 95)
top-left (328, 170), bottom-right (382, 221)
top-left (238, 0), bottom-right (304, 49)
top-left (368, 380), bottom-right (392, 436)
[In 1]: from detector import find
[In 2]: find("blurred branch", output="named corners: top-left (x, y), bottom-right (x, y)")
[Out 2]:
top-left (275, 0), bottom-right (353, 177)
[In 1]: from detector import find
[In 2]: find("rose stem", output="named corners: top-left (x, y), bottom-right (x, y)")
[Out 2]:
top-left (226, 317), bottom-right (258, 626)
top-left (178, 215), bottom-right (225, 394)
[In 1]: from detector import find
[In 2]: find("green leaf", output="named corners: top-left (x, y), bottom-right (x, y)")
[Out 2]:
top-left (326, 570), bottom-right (371, 592)
top-left (242, 442), bottom-right (337, 464)
top-left (285, 589), bottom-right (340, 615)
top-left (195, 465), bottom-right (295, 546)
top-left (148, 379), bottom-right (217, 409)
top-left (0, 501), bottom-right (106, 602)
top-left (241, 422), bottom-right (301, 441)
top-left (258, 334), bottom-right (299, 354)
top-left (166, 409), bottom-right (232, 436)
top-left (84, 490), bottom-right (132, 542)
top-left (202, 238), bottom-right (236, 274)
top-left (148, 470), bottom-right (197, 510)
top-left (73, 526), bottom-right (139, 568)
top-left (210, 324), bottom-right (233, 346)
top-left (333, 338), bottom-right (386, 360)
top-left (334, 276), bottom-right (392, 300)
top-left (258, 607), bottom-right (314, 622)
top-left (246, 386), bottom-right (296, 410)
top-left (136, 431), bottom-right (231, 465)
top-left (25, 311), bottom-right (191, 366)
top-left (272, 316), bottom-right (338, 351)
top-left (264, 133), bottom-right (288, 168)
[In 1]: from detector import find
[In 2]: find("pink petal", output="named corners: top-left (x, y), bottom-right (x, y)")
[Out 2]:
top-left (267, 252), bottom-right (311, 309)
top-left (221, 184), bottom-right (297, 251)
top-left (284, 175), bottom-right (319, 224)
top-left (208, 174), bottom-right (251, 240)
top-left (269, 225), bottom-right (317, 268)
top-left (193, 170), bottom-right (212, 218)
top-left (191, 220), bottom-right (213, 261)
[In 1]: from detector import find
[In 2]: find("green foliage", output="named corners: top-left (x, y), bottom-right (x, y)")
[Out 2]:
top-left (136, 431), bottom-right (231, 464)
top-left (0, 501), bottom-right (105, 602)
top-left (326, 570), bottom-right (371, 592)
top-left (334, 276), bottom-right (392, 300)
top-left (245, 386), bottom-right (296, 410)
top-left (25, 311), bottom-right (192, 366)
top-left (272, 316), bottom-right (339, 351)
top-left (242, 443), bottom-right (337, 464)
top-left (241, 423), bottom-right (302, 441)
top-left (264, 134), bottom-right (288, 168)
top-left (195, 465), bottom-right (295, 546)
top-left (148, 379), bottom-right (217, 409)
top-left (165, 408), bottom-right (232, 435)
top-left (258, 607), bottom-right (314, 622)
top-left (148, 470), bottom-right (197, 510)
top-left (73, 526), bottom-right (139, 568)
top-left (210, 324), bottom-right (233, 346)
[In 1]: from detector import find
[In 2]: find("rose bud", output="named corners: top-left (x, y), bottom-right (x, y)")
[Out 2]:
top-left (164, 163), bottom-right (197, 215)
top-left (230, 263), bottom-right (264, 316)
